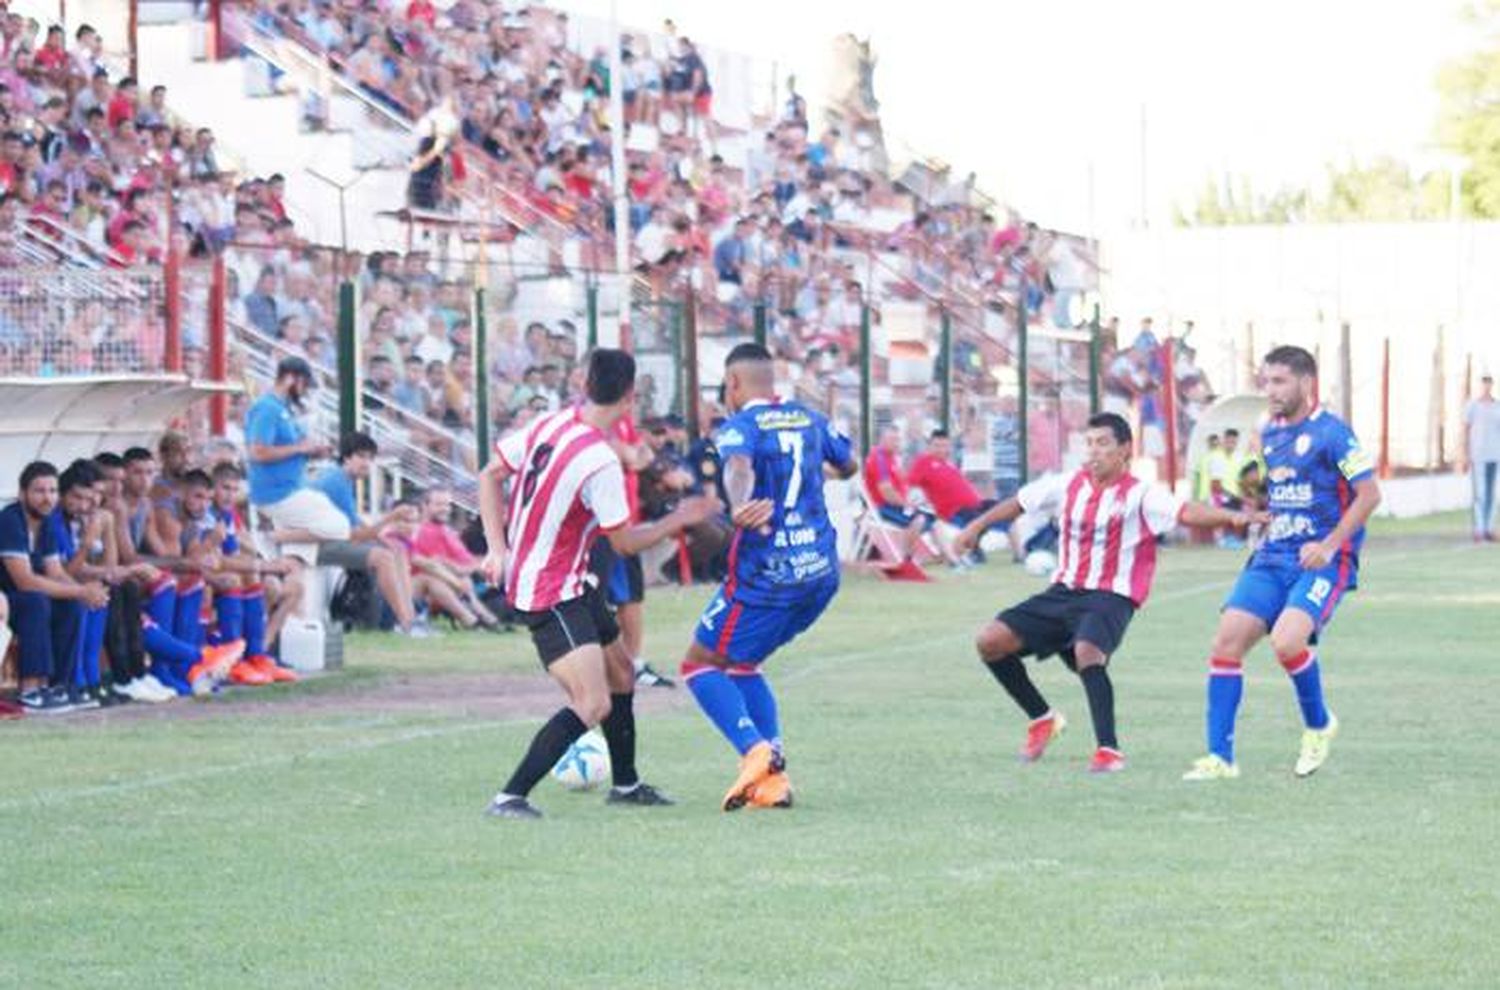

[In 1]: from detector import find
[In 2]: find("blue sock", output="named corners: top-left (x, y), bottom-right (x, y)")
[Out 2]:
top-left (728, 665), bottom-right (781, 750)
top-left (242, 587), bottom-right (267, 657)
top-left (1280, 649), bottom-right (1329, 729)
top-left (1206, 657), bottom-right (1245, 762)
top-left (216, 591), bottom-right (244, 643)
top-left (82, 607), bottom-right (106, 688)
top-left (174, 583), bottom-right (204, 648)
top-left (147, 581), bottom-right (177, 630)
top-left (684, 663), bottom-right (763, 755)
top-left (143, 619), bottom-right (200, 693)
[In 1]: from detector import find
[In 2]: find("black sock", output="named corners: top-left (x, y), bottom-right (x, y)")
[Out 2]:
top-left (1079, 665), bottom-right (1118, 750)
top-left (984, 655), bottom-right (1049, 720)
top-left (502, 707), bottom-right (588, 798)
top-left (600, 692), bottom-right (639, 788)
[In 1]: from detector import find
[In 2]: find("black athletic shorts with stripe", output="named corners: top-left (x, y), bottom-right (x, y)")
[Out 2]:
top-left (514, 584), bottom-right (622, 667)
top-left (997, 583), bottom-right (1136, 668)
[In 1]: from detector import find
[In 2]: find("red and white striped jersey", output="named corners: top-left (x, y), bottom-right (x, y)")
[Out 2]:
top-left (1018, 469), bottom-right (1184, 606)
top-left (494, 407), bottom-right (630, 612)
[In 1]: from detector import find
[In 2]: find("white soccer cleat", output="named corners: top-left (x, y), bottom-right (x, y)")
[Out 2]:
top-left (1182, 754), bottom-right (1241, 781)
top-left (1294, 711), bottom-right (1339, 778)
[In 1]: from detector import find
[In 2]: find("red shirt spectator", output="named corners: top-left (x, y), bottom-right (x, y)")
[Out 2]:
top-left (863, 433), bottom-right (909, 509)
top-left (907, 443), bottom-right (983, 521)
top-left (413, 520), bottom-right (478, 571)
top-left (407, 1), bottom-right (439, 27)
top-left (107, 86), bottom-right (137, 130)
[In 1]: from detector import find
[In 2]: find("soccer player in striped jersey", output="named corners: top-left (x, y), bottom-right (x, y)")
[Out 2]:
top-left (681, 343), bottom-right (858, 810)
top-left (1183, 346), bottom-right (1381, 781)
top-left (954, 413), bottom-right (1255, 773)
top-left (478, 349), bottom-right (719, 820)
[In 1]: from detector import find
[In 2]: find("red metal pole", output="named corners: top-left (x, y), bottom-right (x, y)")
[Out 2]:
top-left (210, 0), bottom-right (225, 60)
top-left (1379, 337), bottom-right (1391, 478)
top-left (208, 254), bottom-right (228, 436)
top-left (128, 0), bottom-right (139, 80)
top-left (163, 249), bottom-right (182, 373)
top-left (1161, 337), bottom-right (1179, 490)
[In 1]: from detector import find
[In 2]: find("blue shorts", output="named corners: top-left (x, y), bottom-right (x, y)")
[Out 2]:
top-left (1223, 556), bottom-right (1355, 641)
top-left (693, 580), bottom-right (838, 665)
top-left (878, 505), bottom-right (936, 530)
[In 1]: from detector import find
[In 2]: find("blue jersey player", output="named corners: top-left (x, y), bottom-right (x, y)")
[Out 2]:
top-left (1184, 346), bottom-right (1381, 781)
top-left (682, 343), bottom-right (858, 811)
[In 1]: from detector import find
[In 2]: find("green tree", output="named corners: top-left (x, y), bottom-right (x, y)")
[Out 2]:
top-left (1437, 0), bottom-right (1500, 216)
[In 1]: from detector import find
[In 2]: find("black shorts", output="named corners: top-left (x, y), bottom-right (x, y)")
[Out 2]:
top-left (513, 586), bottom-right (622, 667)
top-left (589, 541), bottom-right (644, 606)
top-left (997, 584), bottom-right (1136, 667)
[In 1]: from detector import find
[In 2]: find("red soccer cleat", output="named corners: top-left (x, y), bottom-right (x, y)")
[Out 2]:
top-left (227, 661), bottom-right (272, 686)
top-left (1019, 711), bottom-right (1066, 763)
top-left (247, 655), bottom-right (299, 683)
top-left (1088, 746), bottom-right (1127, 774)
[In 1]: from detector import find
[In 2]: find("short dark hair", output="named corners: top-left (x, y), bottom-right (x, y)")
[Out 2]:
top-left (1224, 428), bottom-right (1240, 439)
top-left (1264, 345), bottom-right (1317, 378)
top-left (1087, 412), bottom-right (1133, 446)
top-left (339, 431), bottom-right (378, 462)
top-left (725, 342), bottom-right (773, 367)
top-left (59, 460), bottom-right (101, 495)
top-left (586, 348), bottom-right (636, 405)
top-left (929, 428), bottom-right (950, 440)
top-left (20, 461), bottom-right (58, 491)
top-left (211, 462), bottom-right (243, 484)
top-left (181, 470), bottom-right (213, 491)
top-left (122, 447), bottom-right (154, 465)
top-left (94, 452), bottom-right (124, 471)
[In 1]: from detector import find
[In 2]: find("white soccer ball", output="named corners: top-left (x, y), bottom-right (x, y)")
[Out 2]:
top-left (551, 730), bottom-right (611, 791)
top-left (1024, 550), bottom-right (1057, 577)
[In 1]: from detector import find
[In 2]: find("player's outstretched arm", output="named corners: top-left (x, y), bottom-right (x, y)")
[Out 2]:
top-left (1177, 501), bottom-right (1264, 532)
top-left (953, 497), bottom-right (1023, 557)
top-left (1298, 476), bottom-right (1381, 570)
top-left (477, 458), bottom-right (511, 585)
top-left (605, 495), bottom-right (722, 557)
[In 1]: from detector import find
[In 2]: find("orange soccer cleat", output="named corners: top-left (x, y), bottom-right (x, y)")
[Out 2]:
top-left (1019, 711), bottom-right (1067, 763)
top-left (227, 661), bottom-right (272, 686)
top-left (187, 640), bottom-right (246, 697)
top-left (247, 654), bottom-right (299, 683)
top-left (747, 770), bottom-right (794, 809)
top-left (722, 741), bottom-right (784, 812)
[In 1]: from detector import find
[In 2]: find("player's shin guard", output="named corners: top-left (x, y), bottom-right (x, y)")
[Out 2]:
top-left (727, 664), bottom-right (781, 751)
top-left (1078, 664), bottom-right (1118, 750)
top-left (682, 661), bottom-right (763, 754)
top-left (242, 586), bottom-right (267, 657)
top-left (983, 655), bottom-right (1050, 720)
top-left (502, 707), bottom-right (589, 798)
top-left (600, 693), bottom-right (639, 788)
top-left (1278, 648), bottom-right (1329, 730)
top-left (1207, 657), bottom-right (1244, 762)
top-left (215, 589), bottom-right (244, 644)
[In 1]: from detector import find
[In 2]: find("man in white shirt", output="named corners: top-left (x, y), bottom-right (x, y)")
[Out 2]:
top-left (1463, 373), bottom-right (1500, 541)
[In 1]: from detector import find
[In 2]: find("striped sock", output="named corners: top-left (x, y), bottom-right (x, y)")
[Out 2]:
top-left (1206, 657), bottom-right (1244, 762)
top-left (1279, 648), bottom-right (1329, 730)
top-left (682, 662), bottom-right (763, 755)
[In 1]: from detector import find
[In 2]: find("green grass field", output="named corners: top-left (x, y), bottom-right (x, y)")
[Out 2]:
top-left (4, 514), bottom-right (1498, 989)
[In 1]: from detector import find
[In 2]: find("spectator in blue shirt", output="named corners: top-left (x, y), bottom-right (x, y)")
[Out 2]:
top-left (245, 356), bottom-right (347, 563)
top-left (1, 461), bottom-right (109, 714)
top-left (308, 431), bottom-right (426, 637)
top-left (713, 217), bottom-right (754, 285)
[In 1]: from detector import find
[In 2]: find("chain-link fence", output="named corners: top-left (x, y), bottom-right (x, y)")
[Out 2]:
top-left (0, 267), bottom-right (168, 377)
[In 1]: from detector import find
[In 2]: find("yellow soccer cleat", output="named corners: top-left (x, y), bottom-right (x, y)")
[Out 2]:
top-left (1294, 711), bottom-right (1339, 778)
top-left (1182, 754), bottom-right (1241, 781)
